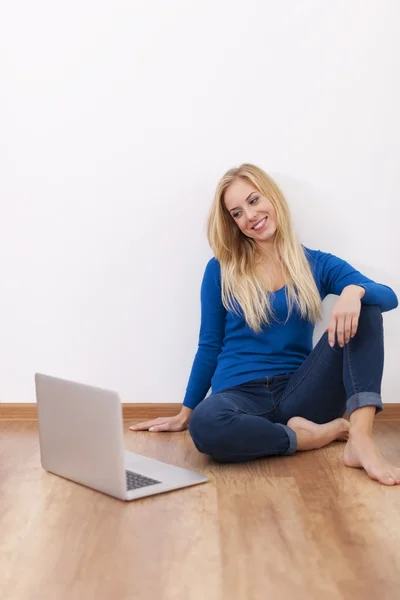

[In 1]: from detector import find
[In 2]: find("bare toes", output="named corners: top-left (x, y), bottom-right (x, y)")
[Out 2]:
top-left (380, 473), bottom-right (396, 486)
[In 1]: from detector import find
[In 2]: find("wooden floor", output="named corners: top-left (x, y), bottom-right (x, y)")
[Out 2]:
top-left (1, 422), bottom-right (400, 600)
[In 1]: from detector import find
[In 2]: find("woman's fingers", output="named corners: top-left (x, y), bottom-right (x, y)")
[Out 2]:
top-left (148, 423), bottom-right (170, 432)
top-left (328, 314), bottom-right (358, 348)
top-left (343, 314), bottom-right (352, 344)
top-left (130, 414), bottom-right (188, 433)
top-left (328, 315), bottom-right (346, 347)
top-left (350, 315), bottom-right (359, 339)
top-left (336, 315), bottom-right (345, 347)
top-left (129, 418), bottom-right (167, 431)
top-left (328, 317), bottom-right (337, 347)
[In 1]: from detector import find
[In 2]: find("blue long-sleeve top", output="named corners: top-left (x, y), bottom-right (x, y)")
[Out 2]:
top-left (183, 247), bottom-right (398, 409)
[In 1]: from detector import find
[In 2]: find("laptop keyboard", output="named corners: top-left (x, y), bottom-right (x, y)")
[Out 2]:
top-left (125, 470), bottom-right (162, 491)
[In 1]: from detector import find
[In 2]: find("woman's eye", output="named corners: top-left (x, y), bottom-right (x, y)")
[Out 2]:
top-left (233, 212), bottom-right (241, 218)
top-left (249, 196), bottom-right (259, 205)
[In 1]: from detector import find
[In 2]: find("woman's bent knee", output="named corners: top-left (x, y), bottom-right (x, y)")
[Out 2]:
top-left (357, 304), bottom-right (383, 337)
top-left (359, 304), bottom-right (382, 321)
top-left (188, 396), bottom-right (236, 454)
top-left (188, 403), bottom-right (209, 452)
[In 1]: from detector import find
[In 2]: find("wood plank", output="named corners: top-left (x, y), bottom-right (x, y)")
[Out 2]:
top-left (1, 402), bottom-right (399, 422)
top-left (1, 422), bottom-right (400, 600)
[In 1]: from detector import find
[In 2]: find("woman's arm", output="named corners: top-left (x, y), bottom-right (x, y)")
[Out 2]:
top-left (182, 258), bottom-right (226, 410)
top-left (314, 250), bottom-right (398, 313)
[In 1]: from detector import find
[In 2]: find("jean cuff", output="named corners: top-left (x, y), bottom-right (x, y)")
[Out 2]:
top-left (346, 391), bottom-right (383, 417)
top-left (276, 423), bottom-right (297, 455)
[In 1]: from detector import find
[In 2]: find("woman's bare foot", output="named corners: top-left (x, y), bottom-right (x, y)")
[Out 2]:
top-left (287, 416), bottom-right (350, 451)
top-left (343, 434), bottom-right (400, 486)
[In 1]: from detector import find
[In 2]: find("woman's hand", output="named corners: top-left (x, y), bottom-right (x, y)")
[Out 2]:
top-left (328, 285), bottom-right (365, 347)
top-left (129, 412), bottom-right (190, 433)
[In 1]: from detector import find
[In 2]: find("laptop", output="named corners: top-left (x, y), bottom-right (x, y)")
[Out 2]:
top-left (35, 373), bottom-right (208, 501)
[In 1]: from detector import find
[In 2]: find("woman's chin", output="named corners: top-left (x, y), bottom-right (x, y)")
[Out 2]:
top-left (254, 230), bottom-right (276, 244)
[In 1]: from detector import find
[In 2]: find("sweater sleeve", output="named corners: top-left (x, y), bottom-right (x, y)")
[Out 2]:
top-left (313, 250), bottom-right (398, 313)
top-left (183, 258), bottom-right (226, 409)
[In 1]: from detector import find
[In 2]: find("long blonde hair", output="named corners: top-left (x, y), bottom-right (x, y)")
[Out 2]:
top-left (207, 163), bottom-right (322, 332)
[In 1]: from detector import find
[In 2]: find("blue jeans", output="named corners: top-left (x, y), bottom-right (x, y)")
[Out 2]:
top-left (188, 305), bottom-right (384, 463)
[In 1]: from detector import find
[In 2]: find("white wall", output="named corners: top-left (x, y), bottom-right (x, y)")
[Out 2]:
top-left (1, 0), bottom-right (399, 404)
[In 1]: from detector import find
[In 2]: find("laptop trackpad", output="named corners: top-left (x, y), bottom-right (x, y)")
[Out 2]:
top-left (124, 451), bottom-right (173, 481)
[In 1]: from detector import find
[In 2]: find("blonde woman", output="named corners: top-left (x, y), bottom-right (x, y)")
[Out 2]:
top-left (131, 164), bottom-right (399, 486)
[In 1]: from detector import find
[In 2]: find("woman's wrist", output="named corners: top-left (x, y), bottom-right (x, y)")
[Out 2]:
top-left (342, 284), bottom-right (365, 299)
top-left (179, 405), bottom-right (193, 424)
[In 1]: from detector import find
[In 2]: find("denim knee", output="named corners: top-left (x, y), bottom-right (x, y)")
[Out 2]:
top-left (345, 304), bottom-right (384, 416)
top-left (354, 304), bottom-right (383, 345)
top-left (189, 398), bottom-right (218, 453)
top-left (188, 396), bottom-right (235, 454)
top-left (358, 304), bottom-right (382, 325)
top-left (188, 402), bottom-right (203, 440)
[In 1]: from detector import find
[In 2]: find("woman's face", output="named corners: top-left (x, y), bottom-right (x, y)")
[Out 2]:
top-left (224, 178), bottom-right (277, 245)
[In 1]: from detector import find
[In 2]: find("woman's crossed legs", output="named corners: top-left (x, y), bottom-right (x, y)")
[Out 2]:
top-left (189, 306), bottom-right (400, 485)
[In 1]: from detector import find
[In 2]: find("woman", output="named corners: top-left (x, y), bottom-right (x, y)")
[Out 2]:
top-left (131, 164), bottom-right (399, 486)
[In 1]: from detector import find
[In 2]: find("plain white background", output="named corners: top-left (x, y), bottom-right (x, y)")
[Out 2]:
top-left (1, 0), bottom-right (399, 404)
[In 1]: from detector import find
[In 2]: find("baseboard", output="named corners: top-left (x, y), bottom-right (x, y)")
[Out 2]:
top-left (0, 403), bottom-right (400, 422)
top-left (0, 403), bottom-right (183, 422)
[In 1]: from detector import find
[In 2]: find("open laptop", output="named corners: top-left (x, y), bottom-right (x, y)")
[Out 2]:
top-left (35, 373), bottom-right (208, 501)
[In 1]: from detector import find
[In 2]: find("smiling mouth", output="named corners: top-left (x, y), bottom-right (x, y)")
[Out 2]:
top-left (252, 217), bottom-right (268, 230)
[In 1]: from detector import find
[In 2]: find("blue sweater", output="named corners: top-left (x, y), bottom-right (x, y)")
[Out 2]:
top-left (183, 247), bottom-right (398, 409)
